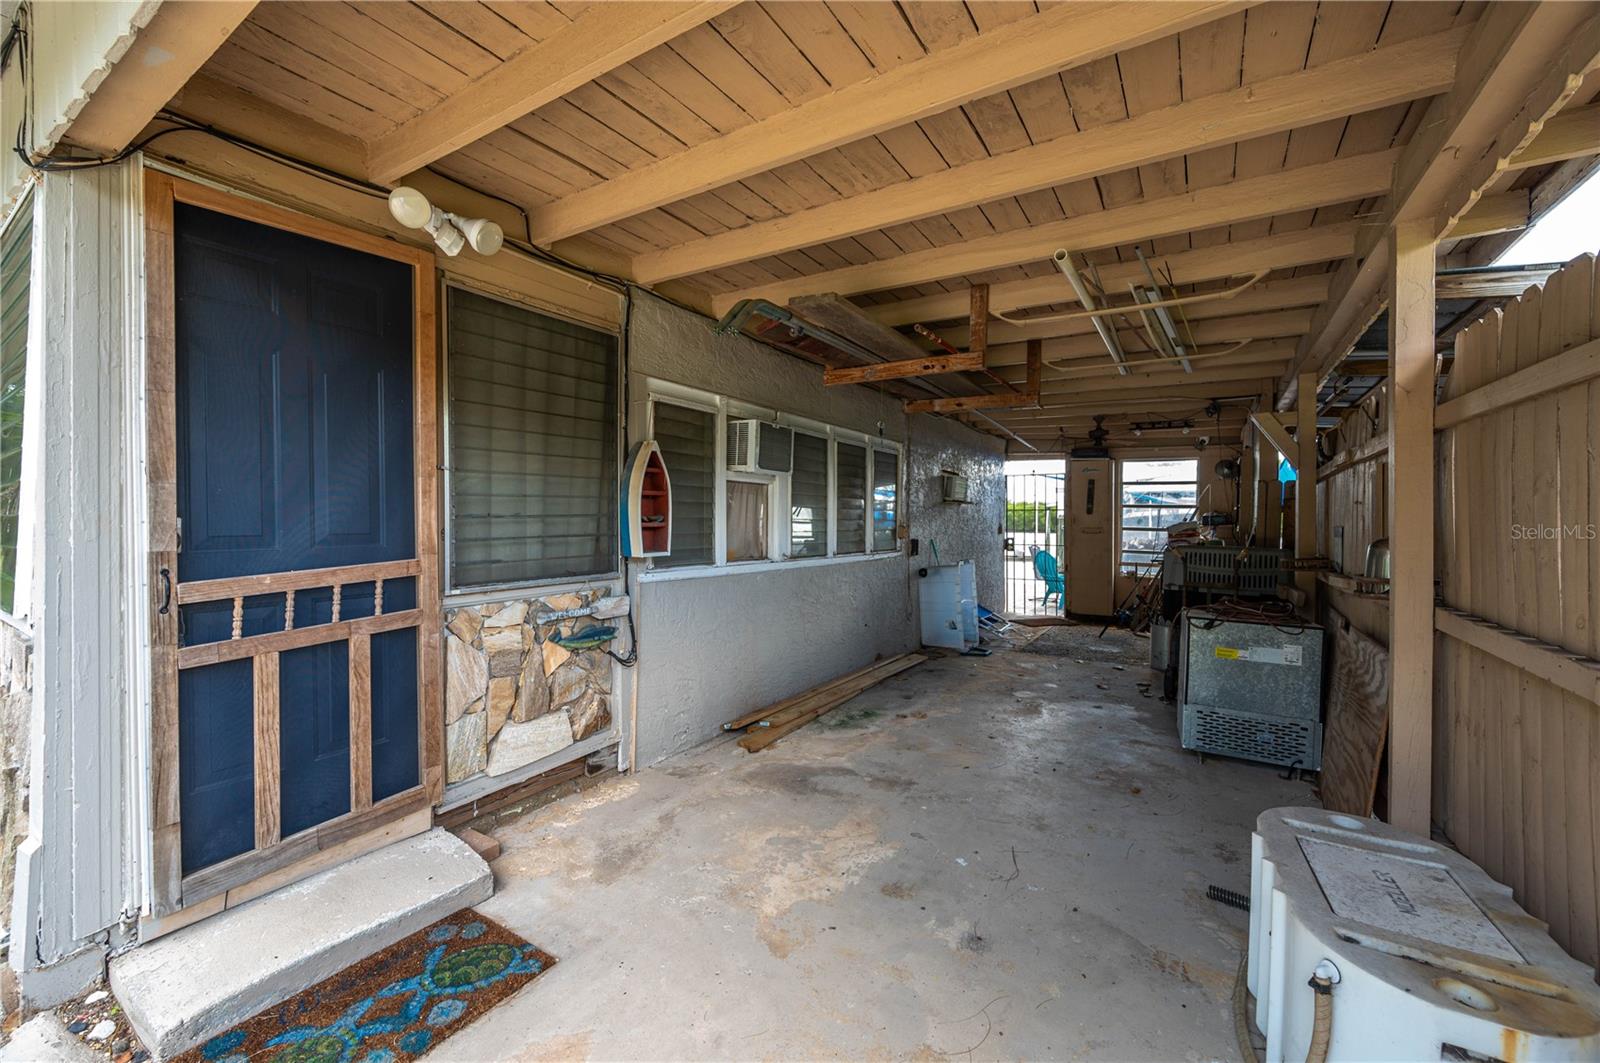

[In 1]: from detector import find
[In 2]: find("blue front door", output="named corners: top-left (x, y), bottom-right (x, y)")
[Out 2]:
top-left (173, 203), bottom-right (421, 875)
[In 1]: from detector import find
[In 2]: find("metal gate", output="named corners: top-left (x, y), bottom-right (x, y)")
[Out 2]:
top-left (1005, 468), bottom-right (1066, 616)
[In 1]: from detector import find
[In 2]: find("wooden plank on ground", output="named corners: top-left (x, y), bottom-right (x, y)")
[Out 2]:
top-left (738, 654), bottom-right (926, 751)
top-left (722, 657), bottom-right (909, 730)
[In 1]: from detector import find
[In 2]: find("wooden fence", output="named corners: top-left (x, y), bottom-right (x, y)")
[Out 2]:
top-left (1434, 252), bottom-right (1600, 968)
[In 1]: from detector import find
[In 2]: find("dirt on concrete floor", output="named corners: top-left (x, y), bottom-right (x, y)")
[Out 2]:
top-left (432, 626), bottom-right (1316, 1061)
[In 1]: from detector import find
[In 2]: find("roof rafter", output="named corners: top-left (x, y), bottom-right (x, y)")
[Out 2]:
top-left (64, 1), bottom-right (259, 155)
top-left (710, 149), bottom-right (1401, 316)
top-left (364, 1), bottom-right (739, 183)
top-left (633, 27), bottom-right (1468, 284)
top-left (525, 0), bottom-right (1252, 244)
top-left (864, 225), bottom-right (1359, 327)
top-left (1280, 4), bottom-right (1600, 408)
top-left (928, 275), bottom-right (1331, 350)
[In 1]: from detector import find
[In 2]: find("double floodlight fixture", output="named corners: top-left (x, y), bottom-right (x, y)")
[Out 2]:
top-left (387, 186), bottom-right (503, 258)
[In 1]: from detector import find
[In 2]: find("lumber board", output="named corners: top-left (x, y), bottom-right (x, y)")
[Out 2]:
top-left (738, 655), bottom-right (926, 751)
top-left (721, 657), bottom-right (905, 731)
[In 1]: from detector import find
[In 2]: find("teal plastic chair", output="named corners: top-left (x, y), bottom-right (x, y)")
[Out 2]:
top-left (1033, 550), bottom-right (1065, 610)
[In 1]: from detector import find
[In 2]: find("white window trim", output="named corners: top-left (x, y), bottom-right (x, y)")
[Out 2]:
top-left (1116, 455), bottom-right (1200, 576)
top-left (440, 280), bottom-right (625, 601)
top-left (641, 378), bottom-right (903, 581)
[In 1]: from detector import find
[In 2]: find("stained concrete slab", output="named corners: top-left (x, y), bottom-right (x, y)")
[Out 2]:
top-left (110, 828), bottom-right (491, 1060)
top-left (0, 1014), bottom-right (102, 1063)
top-left (432, 626), bottom-right (1315, 1060)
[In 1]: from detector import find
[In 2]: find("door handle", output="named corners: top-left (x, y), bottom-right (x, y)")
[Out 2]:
top-left (158, 567), bottom-right (172, 615)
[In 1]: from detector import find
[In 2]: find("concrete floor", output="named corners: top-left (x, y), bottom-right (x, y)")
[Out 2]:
top-left (435, 626), bottom-right (1316, 1062)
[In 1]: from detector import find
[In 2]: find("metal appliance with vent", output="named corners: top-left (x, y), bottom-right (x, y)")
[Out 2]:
top-left (1178, 607), bottom-right (1324, 770)
top-left (726, 419), bottom-right (793, 473)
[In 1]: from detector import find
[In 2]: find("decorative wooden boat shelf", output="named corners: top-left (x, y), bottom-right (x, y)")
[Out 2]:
top-left (622, 440), bottom-right (672, 558)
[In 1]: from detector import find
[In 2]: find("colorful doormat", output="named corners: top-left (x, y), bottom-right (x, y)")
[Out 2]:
top-left (176, 911), bottom-right (555, 1063)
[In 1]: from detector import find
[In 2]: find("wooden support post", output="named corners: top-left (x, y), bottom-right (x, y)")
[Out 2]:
top-left (1026, 337), bottom-right (1042, 399)
top-left (1295, 371), bottom-right (1319, 598)
top-left (1387, 219), bottom-right (1437, 835)
top-left (970, 283), bottom-right (990, 357)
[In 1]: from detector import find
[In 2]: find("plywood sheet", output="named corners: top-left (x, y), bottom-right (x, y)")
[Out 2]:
top-left (1321, 610), bottom-right (1389, 817)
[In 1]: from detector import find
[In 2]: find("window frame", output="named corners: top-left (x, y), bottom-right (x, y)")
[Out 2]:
top-left (440, 279), bottom-right (624, 601)
top-left (1116, 456), bottom-right (1200, 576)
top-left (641, 379), bottom-right (903, 580)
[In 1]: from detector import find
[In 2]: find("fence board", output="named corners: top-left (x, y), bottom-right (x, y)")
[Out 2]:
top-left (1431, 252), bottom-right (1600, 968)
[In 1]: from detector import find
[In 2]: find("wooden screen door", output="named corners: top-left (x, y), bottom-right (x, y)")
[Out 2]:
top-left (145, 174), bottom-right (440, 916)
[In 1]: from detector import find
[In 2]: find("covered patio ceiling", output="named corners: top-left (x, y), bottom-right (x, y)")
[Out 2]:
top-left (150, 0), bottom-right (1600, 449)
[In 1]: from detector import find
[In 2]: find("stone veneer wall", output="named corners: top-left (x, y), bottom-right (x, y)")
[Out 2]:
top-left (444, 588), bottom-right (614, 785)
top-left (0, 624), bottom-right (30, 950)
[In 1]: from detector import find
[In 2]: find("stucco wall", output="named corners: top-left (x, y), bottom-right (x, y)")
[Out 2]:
top-left (905, 412), bottom-right (1006, 609)
top-left (626, 292), bottom-right (1005, 766)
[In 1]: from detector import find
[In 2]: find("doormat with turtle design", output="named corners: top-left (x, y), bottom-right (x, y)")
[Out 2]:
top-left (175, 910), bottom-right (555, 1063)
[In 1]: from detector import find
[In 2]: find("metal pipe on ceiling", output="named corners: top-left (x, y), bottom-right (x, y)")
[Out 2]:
top-left (1052, 249), bottom-right (1129, 375)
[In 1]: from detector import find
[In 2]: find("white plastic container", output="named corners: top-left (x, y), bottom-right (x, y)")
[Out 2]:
top-left (1249, 807), bottom-right (1600, 1061)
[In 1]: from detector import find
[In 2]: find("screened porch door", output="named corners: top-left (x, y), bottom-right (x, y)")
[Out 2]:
top-left (146, 175), bottom-right (440, 915)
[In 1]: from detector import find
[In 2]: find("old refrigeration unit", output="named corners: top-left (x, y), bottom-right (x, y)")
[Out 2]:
top-left (1178, 606), bottom-right (1324, 770)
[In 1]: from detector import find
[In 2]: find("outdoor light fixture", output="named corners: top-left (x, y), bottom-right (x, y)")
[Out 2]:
top-left (387, 186), bottom-right (503, 257)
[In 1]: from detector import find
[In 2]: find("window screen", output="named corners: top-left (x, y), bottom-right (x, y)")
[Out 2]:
top-left (872, 449), bottom-right (898, 552)
top-left (447, 288), bottom-right (617, 588)
top-left (789, 432), bottom-right (828, 558)
top-left (654, 402), bottom-right (716, 567)
top-left (835, 442), bottom-right (866, 555)
top-left (0, 199), bottom-right (29, 614)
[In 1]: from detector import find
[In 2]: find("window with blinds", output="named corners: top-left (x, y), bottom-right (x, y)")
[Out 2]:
top-left (0, 198), bottom-right (29, 614)
top-left (789, 431), bottom-right (828, 558)
top-left (446, 288), bottom-right (618, 589)
top-left (835, 441), bottom-right (867, 555)
top-left (653, 402), bottom-right (716, 567)
top-left (872, 449), bottom-right (899, 552)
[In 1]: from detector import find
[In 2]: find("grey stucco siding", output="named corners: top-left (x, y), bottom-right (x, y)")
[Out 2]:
top-left (624, 291), bottom-right (1005, 767)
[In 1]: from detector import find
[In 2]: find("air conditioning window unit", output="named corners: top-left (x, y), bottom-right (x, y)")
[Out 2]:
top-left (726, 420), bottom-right (793, 473)
top-left (941, 472), bottom-right (970, 503)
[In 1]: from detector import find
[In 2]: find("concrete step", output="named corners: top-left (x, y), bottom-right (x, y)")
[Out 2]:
top-left (109, 828), bottom-right (492, 1061)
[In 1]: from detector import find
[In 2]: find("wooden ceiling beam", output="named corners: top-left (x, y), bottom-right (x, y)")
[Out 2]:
top-left (1448, 190), bottom-right (1530, 238)
top-left (1021, 376), bottom-right (1280, 410)
top-left (864, 225), bottom-right (1358, 327)
top-left (364, 1), bottom-right (737, 183)
top-left (1507, 101), bottom-right (1600, 169)
top-left (930, 275), bottom-right (1330, 350)
top-left (1280, 4), bottom-right (1599, 409)
top-left (524, 1), bottom-right (1250, 244)
top-left (63, 1), bottom-right (259, 154)
top-left (982, 313), bottom-right (1311, 369)
top-left (710, 149), bottom-right (1398, 316)
top-left (635, 28), bottom-right (1465, 284)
